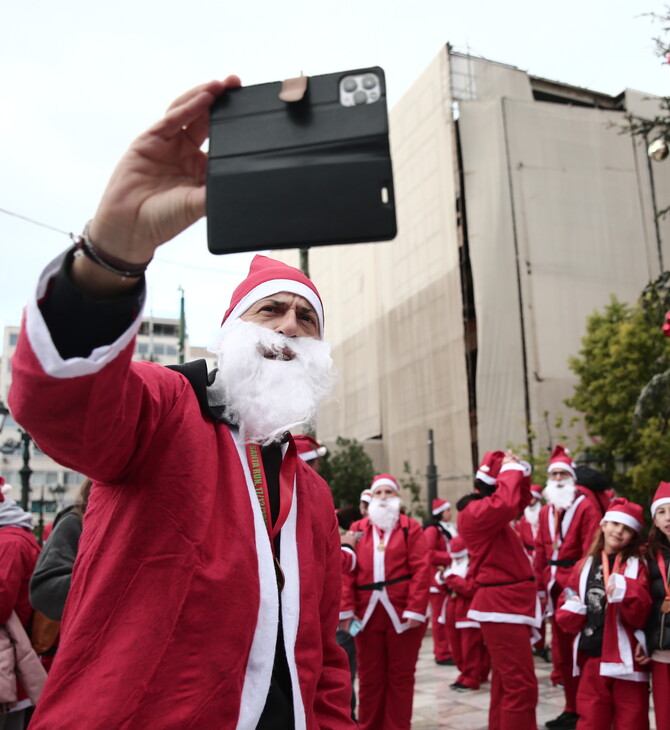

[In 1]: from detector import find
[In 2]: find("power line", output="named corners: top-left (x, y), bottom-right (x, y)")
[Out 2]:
top-left (0, 206), bottom-right (248, 276)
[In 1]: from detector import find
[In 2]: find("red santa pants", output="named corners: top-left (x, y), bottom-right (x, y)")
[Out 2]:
top-left (651, 660), bottom-right (670, 730)
top-left (576, 656), bottom-right (649, 730)
top-left (444, 597), bottom-right (461, 669)
top-left (480, 622), bottom-right (537, 730)
top-left (456, 626), bottom-right (488, 689)
top-left (355, 605), bottom-right (427, 730)
top-left (551, 615), bottom-right (580, 712)
top-left (429, 591), bottom-right (452, 661)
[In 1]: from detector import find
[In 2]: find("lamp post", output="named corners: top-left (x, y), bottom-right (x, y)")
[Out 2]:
top-left (19, 429), bottom-right (33, 512)
top-left (426, 429), bottom-right (438, 507)
top-left (0, 399), bottom-right (8, 434)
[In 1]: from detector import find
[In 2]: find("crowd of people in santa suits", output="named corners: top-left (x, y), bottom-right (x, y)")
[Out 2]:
top-left (338, 445), bottom-right (670, 730)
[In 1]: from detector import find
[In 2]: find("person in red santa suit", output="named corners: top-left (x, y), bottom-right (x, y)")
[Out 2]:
top-left (0, 481), bottom-right (43, 728)
top-left (423, 497), bottom-right (457, 665)
top-left (340, 474), bottom-right (431, 730)
top-left (435, 535), bottom-right (490, 692)
top-left (534, 445), bottom-right (603, 730)
top-left (8, 78), bottom-right (355, 730)
top-left (555, 498), bottom-right (651, 730)
top-left (457, 450), bottom-right (541, 730)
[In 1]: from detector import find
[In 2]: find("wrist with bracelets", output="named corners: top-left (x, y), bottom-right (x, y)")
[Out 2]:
top-left (72, 221), bottom-right (152, 279)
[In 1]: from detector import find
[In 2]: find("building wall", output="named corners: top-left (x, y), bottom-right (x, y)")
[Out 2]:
top-left (273, 48), bottom-right (670, 510)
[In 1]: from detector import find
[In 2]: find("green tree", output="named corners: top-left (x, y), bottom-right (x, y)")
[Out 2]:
top-left (318, 436), bottom-right (375, 508)
top-left (566, 286), bottom-right (670, 506)
top-left (398, 460), bottom-right (427, 521)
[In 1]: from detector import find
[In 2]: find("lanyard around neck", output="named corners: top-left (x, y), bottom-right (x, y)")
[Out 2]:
top-left (246, 438), bottom-right (297, 552)
top-left (601, 550), bottom-right (622, 587)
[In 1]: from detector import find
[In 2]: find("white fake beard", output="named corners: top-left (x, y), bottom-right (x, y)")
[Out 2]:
top-left (208, 318), bottom-right (337, 446)
top-left (543, 478), bottom-right (577, 510)
top-left (444, 555), bottom-right (469, 579)
top-left (524, 501), bottom-right (541, 526)
top-left (368, 496), bottom-right (402, 532)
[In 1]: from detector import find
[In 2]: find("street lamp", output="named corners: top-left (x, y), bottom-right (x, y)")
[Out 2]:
top-left (0, 399), bottom-right (8, 434)
top-left (18, 429), bottom-right (33, 512)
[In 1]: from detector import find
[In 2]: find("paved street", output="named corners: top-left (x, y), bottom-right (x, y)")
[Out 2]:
top-left (403, 631), bottom-right (657, 729)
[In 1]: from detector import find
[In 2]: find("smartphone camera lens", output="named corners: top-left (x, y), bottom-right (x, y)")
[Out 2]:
top-left (343, 78), bottom-right (358, 92)
top-left (353, 90), bottom-right (368, 105)
top-left (362, 75), bottom-right (377, 90)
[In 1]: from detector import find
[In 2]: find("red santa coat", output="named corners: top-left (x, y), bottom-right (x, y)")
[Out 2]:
top-left (9, 278), bottom-right (354, 730)
top-left (340, 515), bottom-right (430, 632)
top-left (423, 523), bottom-right (452, 595)
top-left (515, 515), bottom-right (537, 556)
top-left (458, 465), bottom-right (541, 627)
top-left (555, 555), bottom-right (652, 682)
top-left (533, 490), bottom-right (602, 610)
top-left (0, 525), bottom-right (41, 705)
top-left (444, 572), bottom-right (479, 628)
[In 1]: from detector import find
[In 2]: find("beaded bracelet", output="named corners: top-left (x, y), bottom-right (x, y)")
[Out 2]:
top-left (72, 221), bottom-right (152, 279)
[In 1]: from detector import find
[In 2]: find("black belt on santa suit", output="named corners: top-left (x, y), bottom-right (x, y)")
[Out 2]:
top-left (477, 576), bottom-right (535, 588)
top-left (548, 559), bottom-right (577, 568)
top-left (355, 574), bottom-right (413, 591)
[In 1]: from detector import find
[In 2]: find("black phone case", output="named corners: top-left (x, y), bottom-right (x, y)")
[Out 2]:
top-left (206, 67), bottom-right (397, 254)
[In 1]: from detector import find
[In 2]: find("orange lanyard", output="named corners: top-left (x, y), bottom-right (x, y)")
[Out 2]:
top-left (246, 439), bottom-right (297, 590)
top-left (656, 552), bottom-right (670, 613)
top-left (601, 550), bottom-right (622, 587)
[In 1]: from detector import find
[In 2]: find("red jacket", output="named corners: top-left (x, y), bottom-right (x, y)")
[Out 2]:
top-left (9, 302), bottom-right (354, 729)
top-left (423, 523), bottom-right (452, 594)
top-left (444, 571), bottom-right (478, 628)
top-left (458, 464), bottom-right (541, 627)
top-left (533, 490), bottom-right (602, 608)
top-left (555, 555), bottom-right (651, 682)
top-left (0, 525), bottom-right (41, 704)
top-left (340, 515), bottom-right (430, 632)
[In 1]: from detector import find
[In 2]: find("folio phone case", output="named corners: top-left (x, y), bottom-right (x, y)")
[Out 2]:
top-left (206, 67), bottom-right (397, 254)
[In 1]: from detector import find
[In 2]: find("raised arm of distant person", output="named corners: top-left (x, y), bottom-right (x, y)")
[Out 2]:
top-left (73, 76), bottom-right (241, 300)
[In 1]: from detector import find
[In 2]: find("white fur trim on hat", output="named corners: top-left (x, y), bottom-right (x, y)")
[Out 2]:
top-left (224, 280), bottom-right (324, 338)
top-left (297, 446), bottom-right (327, 462)
top-left (601, 510), bottom-right (643, 534)
top-left (547, 461), bottom-right (576, 480)
top-left (371, 477), bottom-right (399, 493)
top-left (652, 498), bottom-right (670, 519)
top-left (475, 470), bottom-right (497, 485)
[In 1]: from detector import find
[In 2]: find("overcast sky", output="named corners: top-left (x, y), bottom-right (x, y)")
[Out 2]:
top-left (2, 0), bottom-right (669, 346)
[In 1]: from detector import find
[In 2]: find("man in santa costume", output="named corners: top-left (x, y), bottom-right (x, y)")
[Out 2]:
top-left (457, 450), bottom-right (542, 730)
top-left (534, 445), bottom-right (602, 730)
top-left (340, 474), bottom-right (430, 730)
top-left (8, 78), bottom-right (355, 729)
top-left (423, 497), bottom-right (457, 665)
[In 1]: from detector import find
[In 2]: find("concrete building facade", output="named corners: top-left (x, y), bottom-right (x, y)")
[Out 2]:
top-left (272, 46), bottom-right (670, 506)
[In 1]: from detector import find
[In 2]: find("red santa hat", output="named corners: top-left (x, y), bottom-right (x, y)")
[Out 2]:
top-left (370, 474), bottom-right (400, 494)
top-left (475, 451), bottom-right (505, 485)
top-left (449, 535), bottom-right (468, 559)
top-left (651, 481), bottom-right (670, 518)
top-left (432, 498), bottom-right (452, 516)
top-left (359, 489), bottom-right (372, 504)
top-left (547, 445), bottom-right (576, 481)
top-left (293, 434), bottom-right (327, 462)
top-left (530, 484), bottom-right (543, 501)
top-left (222, 255), bottom-right (324, 337)
top-left (602, 497), bottom-right (644, 534)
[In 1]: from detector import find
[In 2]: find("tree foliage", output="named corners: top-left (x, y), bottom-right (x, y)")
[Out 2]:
top-left (566, 281), bottom-right (670, 507)
top-left (318, 436), bottom-right (375, 508)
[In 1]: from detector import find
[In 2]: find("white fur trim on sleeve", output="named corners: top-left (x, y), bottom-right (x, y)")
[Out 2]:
top-left (339, 610), bottom-right (355, 621)
top-left (402, 611), bottom-right (426, 623)
top-left (499, 463), bottom-right (525, 473)
top-left (606, 573), bottom-right (627, 604)
top-left (25, 249), bottom-right (145, 378)
top-left (561, 600), bottom-right (587, 616)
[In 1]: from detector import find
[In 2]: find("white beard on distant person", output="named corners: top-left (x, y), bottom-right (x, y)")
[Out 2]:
top-left (208, 318), bottom-right (337, 446)
top-left (524, 500), bottom-right (541, 526)
top-left (543, 478), bottom-right (577, 511)
top-left (368, 496), bottom-right (402, 532)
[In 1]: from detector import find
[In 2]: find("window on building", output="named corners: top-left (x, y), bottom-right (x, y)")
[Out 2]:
top-left (9, 333), bottom-right (18, 347)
